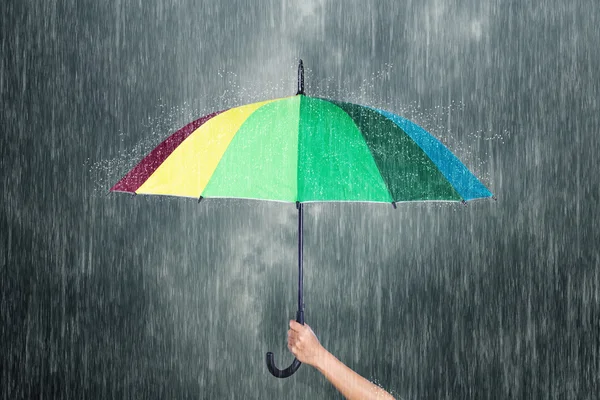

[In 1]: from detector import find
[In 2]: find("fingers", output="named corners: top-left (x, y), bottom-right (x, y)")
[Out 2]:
top-left (287, 328), bottom-right (301, 345)
top-left (289, 319), bottom-right (312, 331)
top-left (287, 327), bottom-right (307, 344)
top-left (288, 342), bottom-right (299, 357)
top-left (287, 330), bottom-right (298, 355)
top-left (287, 329), bottom-right (298, 341)
top-left (287, 339), bottom-right (302, 357)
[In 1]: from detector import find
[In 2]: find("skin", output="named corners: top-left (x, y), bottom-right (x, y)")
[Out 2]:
top-left (287, 320), bottom-right (396, 400)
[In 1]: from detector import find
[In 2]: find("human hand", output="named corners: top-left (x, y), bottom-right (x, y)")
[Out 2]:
top-left (287, 320), bottom-right (325, 367)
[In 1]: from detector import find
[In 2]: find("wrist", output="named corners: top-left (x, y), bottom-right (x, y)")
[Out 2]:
top-left (313, 345), bottom-right (331, 371)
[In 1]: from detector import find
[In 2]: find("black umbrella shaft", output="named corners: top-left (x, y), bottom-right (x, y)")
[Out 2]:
top-left (298, 203), bottom-right (304, 315)
top-left (264, 202), bottom-right (305, 379)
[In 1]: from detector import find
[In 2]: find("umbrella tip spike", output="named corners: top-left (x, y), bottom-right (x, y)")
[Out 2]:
top-left (492, 195), bottom-right (497, 201)
top-left (461, 200), bottom-right (467, 206)
top-left (296, 200), bottom-right (300, 210)
top-left (296, 60), bottom-right (305, 95)
top-left (391, 201), bottom-right (397, 209)
top-left (198, 195), bottom-right (203, 203)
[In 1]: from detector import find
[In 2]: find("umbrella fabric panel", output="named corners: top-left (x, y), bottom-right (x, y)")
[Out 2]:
top-left (201, 96), bottom-right (300, 201)
top-left (328, 100), bottom-right (462, 202)
top-left (297, 97), bottom-right (392, 202)
top-left (135, 99), bottom-right (276, 197)
top-left (373, 108), bottom-right (493, 201)
top-left (110, 111), bottom-right (223, 194)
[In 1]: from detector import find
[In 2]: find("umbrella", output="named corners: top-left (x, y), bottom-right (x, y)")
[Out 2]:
top-left (110, 60), bottom-right (494, 378)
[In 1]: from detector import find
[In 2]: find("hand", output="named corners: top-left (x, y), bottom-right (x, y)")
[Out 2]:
top-left (287, 320), bottom-right (325, 367)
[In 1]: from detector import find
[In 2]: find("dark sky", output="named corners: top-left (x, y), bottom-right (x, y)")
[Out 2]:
top-left (2, 1), bottom-right (599, 398)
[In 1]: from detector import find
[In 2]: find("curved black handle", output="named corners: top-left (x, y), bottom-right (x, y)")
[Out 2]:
top-left (265, 310), bottom-right (304, 378)
top-left (265, 353), bottom-right (301, 378)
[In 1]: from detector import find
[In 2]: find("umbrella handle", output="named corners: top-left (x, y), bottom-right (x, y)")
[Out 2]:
top-left (265, 310), bottom-right (304, 378)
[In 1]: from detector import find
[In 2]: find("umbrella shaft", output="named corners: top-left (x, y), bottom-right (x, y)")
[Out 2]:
top-left (298, 202), bottom-right (304, 314)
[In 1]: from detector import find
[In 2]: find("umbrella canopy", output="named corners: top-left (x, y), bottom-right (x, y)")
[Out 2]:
top-left (110, 96), bottom-right (492, 204)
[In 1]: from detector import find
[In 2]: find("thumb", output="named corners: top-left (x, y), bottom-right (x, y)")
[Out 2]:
top-left (289, 319), bottom-right (304, 331)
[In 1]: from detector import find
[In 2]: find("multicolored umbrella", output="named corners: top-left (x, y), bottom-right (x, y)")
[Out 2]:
top-left (111, 60), bottom-right (493, 378)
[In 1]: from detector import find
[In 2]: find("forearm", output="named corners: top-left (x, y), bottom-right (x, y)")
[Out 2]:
top-left (314, 349), bottom-right (395, 400)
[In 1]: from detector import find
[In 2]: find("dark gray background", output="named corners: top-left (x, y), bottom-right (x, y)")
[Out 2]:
top-left (2, 1), bottom-right (599, 398)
